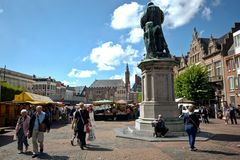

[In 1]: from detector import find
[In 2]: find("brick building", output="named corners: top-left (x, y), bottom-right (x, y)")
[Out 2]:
top-left (224, 28), bottom-right (240, 107)
top-left (86, 79), bottom-right (126, 103)
top-left (176, 23), bottom-right (240, 108)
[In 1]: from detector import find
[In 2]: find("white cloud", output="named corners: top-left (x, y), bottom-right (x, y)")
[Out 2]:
top-left (112, 0), bottom-right (218, 30)
top-left (110, 74), bottom-right (124, 81)
top-left (152, 0), bottom-right (205, 28)
top-left (212, 0), bottom-right (221, 7)
top-left (62, 80), bottom-right (78, 86)
top-left (123, 45), bottom-right (139, 64)
top-left (82, 56), bottom-right (89, 62)
top-left (0, 9), bottom-right (4, 14)
top-left (202, 7), bottom-right (212, 21)
top-left (111, 2), bottom-right (144, 30)
top-left (89, 42), bottom-right (139, 71)
top-left (68, 69), bottom-right (96, 78)
top-left (199, 30), bottom-right (205, 37)
top-left (126, 28), bottom-right (143, 44)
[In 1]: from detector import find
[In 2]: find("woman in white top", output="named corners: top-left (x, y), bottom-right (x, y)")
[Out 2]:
top-left (87, 105), bottom-right (96, 141)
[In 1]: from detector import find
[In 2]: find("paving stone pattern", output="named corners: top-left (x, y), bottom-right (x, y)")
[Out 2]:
top-left (0, 119), bottom-right (239, 160)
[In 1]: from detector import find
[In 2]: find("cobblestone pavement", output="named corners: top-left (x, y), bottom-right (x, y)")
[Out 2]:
top-left (0, 119), bottom-right (240, 160)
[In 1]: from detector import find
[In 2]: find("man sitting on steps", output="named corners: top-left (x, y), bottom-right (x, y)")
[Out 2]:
top-left (152, 114), bottom-right (168, 137)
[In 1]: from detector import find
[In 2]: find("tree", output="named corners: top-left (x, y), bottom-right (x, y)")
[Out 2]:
top-left (137, 92), bottom-right (143, 103)
top-left (0, 81), bottom-right (24, 101)
top-left (174, 64), bottom-right (214, 104)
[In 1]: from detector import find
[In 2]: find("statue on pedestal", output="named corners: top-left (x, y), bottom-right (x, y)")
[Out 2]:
top-left (140, 2), bottom-right (171, 59)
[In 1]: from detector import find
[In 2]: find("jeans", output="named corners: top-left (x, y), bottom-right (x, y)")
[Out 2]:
top-left (17, 128), bottom-right (28, 150)
top-left (185, 124), bottom-right (197, 149)
top-left (230, 114), bottom-right (237, 124)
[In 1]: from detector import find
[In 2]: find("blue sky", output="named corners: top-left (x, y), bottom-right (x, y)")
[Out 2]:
top-left (0, 0), bottom-right (239, 87)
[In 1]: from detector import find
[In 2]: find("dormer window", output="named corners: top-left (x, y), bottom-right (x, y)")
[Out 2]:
top-left (234, 33), bottom-right (240, 48)
top-left (209, 45), bottom-right (214, 54)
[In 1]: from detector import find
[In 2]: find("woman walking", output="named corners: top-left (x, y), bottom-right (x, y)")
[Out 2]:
top-left (15, 109), bottom-right (30, 153)
top-left (184, 106), bottom-right (200, 151)
top-left (223, 102), bottom-right (230, 125)
top-left (87, 105), bottom-right (96, 141)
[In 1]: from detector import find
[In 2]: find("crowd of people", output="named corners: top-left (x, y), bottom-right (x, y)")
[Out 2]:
top-left (152, 102), bottom-right (239, 152)
top-left (15, 105), bottom-right (50, 158)
top-left (223, 102), bottom-right (238, 125)
top-left (13, 101), bottom-right (240, 157)
top-left (14, 103), bottom-right (96, 158)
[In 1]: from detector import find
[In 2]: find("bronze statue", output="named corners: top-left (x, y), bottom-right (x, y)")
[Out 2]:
top-left (141, 2), bottom-right (171, 59)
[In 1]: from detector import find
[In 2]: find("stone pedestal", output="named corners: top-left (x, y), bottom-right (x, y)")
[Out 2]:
top-left (135, 58), bottom-right (184, 134)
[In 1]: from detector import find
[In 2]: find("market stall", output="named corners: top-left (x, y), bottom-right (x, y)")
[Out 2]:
top-left (92, 100), bottom-right (114, 120)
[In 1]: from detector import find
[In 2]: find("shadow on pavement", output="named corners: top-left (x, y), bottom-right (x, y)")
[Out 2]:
top-left (197, 149), bottom-right (240, 156)
top-left (50, 121), bottom-right (70, 129)
top-left (85, 144), bottom-right (113, 152)
top-left (0, 134), bottom-right (15, 147)
top-left (37, 153), bottom-right (69, 160)
top-left (212, 134), bottom-right (240, 142)
top-left (22, 151), bottom-right (69, 159)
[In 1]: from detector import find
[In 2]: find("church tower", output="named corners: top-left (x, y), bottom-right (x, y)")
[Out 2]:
top-left (125, 63), bottom-right (130, 100)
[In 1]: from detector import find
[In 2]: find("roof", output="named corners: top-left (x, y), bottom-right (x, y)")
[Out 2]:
top-left (74, 86), bottom-right (86, 94)
top-left (227, 44), bottom-right (235, 55)
top-left (13, 92), bottom-right (54, 104)
top-left (90, 79), bottom-right (125, 88)
top-left (66, 86), bottom-right (75, 91)
top-left (0, 68), bottom-right (33, 80)
top-left (199, 38), bottom-right (210, 54)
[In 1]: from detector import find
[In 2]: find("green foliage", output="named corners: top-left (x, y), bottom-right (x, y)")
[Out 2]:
top-left (174, 64), bottom-right (214, 104)
top-left (0, 82), bottom-right (24, 101)
top-left (137, 92), bottom-right (143, 103)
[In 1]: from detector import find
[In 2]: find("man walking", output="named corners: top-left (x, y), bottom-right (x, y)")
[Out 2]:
top-left (74, 103), bottom-right (90, 150)
top-left (28, 106), bottom-right (50, 158)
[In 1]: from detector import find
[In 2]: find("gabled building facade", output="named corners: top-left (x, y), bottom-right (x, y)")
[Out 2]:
top-left (176, 23), bottom-right (240, 109)
top-left (86, 79), bottom-right (126, 103)
top-left (223, 26), bottom-right (240, 106)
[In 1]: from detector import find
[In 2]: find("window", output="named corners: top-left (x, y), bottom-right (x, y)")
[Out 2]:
top-left (235, 57), bottom-right (240, 69)
top-left (207, 65), bottom-right (212, 78)
top-left (229, 77), bottom-right (234, 91)
top-left (215, 61), bottom-right (222, 76)
top-left (230, 96), bottom-right (236, 106)
top-left (209, 46), bottom-right (214, 54)
top-left (234, 34), bottom-right (240, 48)
top-left (227, 59), bottom-right (235, 71)
top-left (231, 59), bottom-right (235, 70)
top-left (238, 75), bottom-right (240, 90)
top-left (235, 77), bottom-right (239, 89)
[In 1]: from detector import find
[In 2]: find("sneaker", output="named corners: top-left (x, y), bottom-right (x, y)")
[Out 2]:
top-left (40, 148), bottom-right (43, 153)
top-left (32, 154), bottom-right (38, 158)
top-left (18, 150), bottom-right (23, 154)
top-left (190, 148), bottom-right (197, 151)
top-left (71, 140), bottom-right (74, 146)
